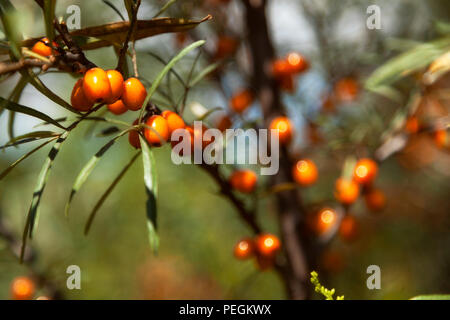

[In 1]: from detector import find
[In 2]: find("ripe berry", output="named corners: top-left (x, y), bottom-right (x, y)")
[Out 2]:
top-left (161, 110), bottom-right (185, 138)
top-left (106, 70), bottom-right (124, 104)
top-left (230, 89), bottom-right (253, 113)
top-left (285, 52), bottom-right (308, 74)
top-left (229, 170), bottom-right (257, 194)
top-left (171, 126), bottom-right (194, 156)
top-left (107, 100), bottom-right (127, 115)
top-left (335, 178), bottom-right (359, 205)
top-left (128, 119), bottom-right (141, 149)
top-left (317, 208), bottom-right (337, 234)
top-left (234, 238), bottom-right (254, 260)
top-left (405, 116), bottom-right (420, 134)
top-left (83, 67), bottom-right (112, 103)
top-left (31, 37), bottom-right (57, 57)
top-left (216, 115), bottom-right (232, 132)
top-left (292, 159), bottom-right (318, 186)
top-left (269, 116), bottom-right (293, 145)
top-left (364, 188), bottom-right (386, 212)
top-left (353, 158), bottom-right (378, 185)
top-left (434, 129), bottom-right (449, 149)
top-left (339, 215), bottom-right (359, 242)
top-left (272, 59), bottom-right (291, 78)
top-left (122, 77), bottom-right (147, 111)
top-left (11, 276), bottom-right (35, 300)
top-left (144, 115), bottom-right (169, 146)
top-left (255, 234), bottom-right (281, 258)
top-left (71, 79), bottom-right (94, 112)
top-left (335, 78), bottom-right (359, 102)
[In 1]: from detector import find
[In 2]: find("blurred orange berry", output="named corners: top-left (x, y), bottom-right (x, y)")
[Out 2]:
top-left (353, 158), bottom-right (378, 185)
top-left (230, 89), bottom-right (253, 113)
top-left (107, 100), bottom-right (127, 115)
top-left (11, 277), bottom-right (35, 300)
top-left (434, 129), bottom-right (449, 149)
top-left (83, 67), bottom-right (112, 103)
top-left (230, 170), bottom-right (257, 194)
top-left (214, 36), bottom-right (238, 60)
top-left (269, 116), bottom-right (293, 145)
top-left (334, 78), bottom-right (359, 102)
top-left (272, 59), bottom-right (291, 78)
top-left (31, 37), bottom-right (57, 57)
top-left (144, 115), bottom-right (169, 147)
top-left (285, 52), bottom-right (308, 74)
top-left (216, 115), bottom-right (232, 132)
top-left (106, 70), bottom-right (124, 104)
top-left (364, 188), bottom-right (386, 212)
top-left (255, 233), bottom-right (281, 258)
top-left (292, 159), bottom-right (318, 186)
top-left (71, 79), bottom-right (94, 112)
top-left (122, 77), bottom-right (147, 111)
top-left (234, 238), bottom-right (254, 260)
top-left (335, 178), bottom-right (359, 205)
top-left (339, 215), bottom-right (359, 242)
top-left (317, 208), bottom-right (337, 234)
top-left (405, 116), bottom-right (420, 134)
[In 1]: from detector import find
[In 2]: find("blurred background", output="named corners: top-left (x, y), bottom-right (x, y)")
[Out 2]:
top-left (0, 0), bottom-right (449, 299)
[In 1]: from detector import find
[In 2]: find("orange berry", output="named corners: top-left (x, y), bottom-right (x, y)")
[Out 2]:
top-left (171, 126), bottom-right (194, 156)
top-left (11, 276), bottom-right (35, 300)
top-left (405, 116), bottom-right (420, 134)
top-left (229, 170), bottom-right (257, 194)
top-left (255, 234), bottom-right (281, 258)
top-left (317, 208), bottom-right (337, 234)
top-left (161, 110), bottom-right (185, 138)
top-left (216, 115), bottom-right (232, 132)
top-left (269, 116), bottom-right (293, 145)
top-left (214, 36), bottom-right (238, 60)
top-left (285, 52), bottom-right (308, 74)
top-left (353, 158), bottom-right (378, 185)
top-left (230, 89), bottom-right (253, 113)
top-left (234, 238), bottom-right (254, 260)
top-left (107, 100), bottom-right (127, 115)
top-left (292, 159), bottom-right (318, 186)
top-left (71, 79), bottom-right (94, 112)
top-left (31, 37), bottom-right (57, 57)
top-left (335, 178), bottom-right (360, 205)
top-left (82, 67), bottom-right (112, 103)
top-left (335, 78), bottom-right (359, 102)
top-left (106, 70), bottom-right (124, 104)
top-left (272, 59), bottom-right (291, 78)
top-left (144, 115), bottom-right (169, 146)
top-left (128, 119), bottom-right (141, 149)
top-left (434, 129), bottom-right (449, 149)
top-left (364, 188), bottom-right (386, 212)
top-left (339, 215), bottom-right (359, 242)
top-left (122, 77), bottom-right (147, 111)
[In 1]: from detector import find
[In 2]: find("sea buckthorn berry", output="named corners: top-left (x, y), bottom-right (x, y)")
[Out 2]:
top-left (272, 59), bottom-right (291, 78)
top-left (364, 188), bottom-right (386, 212)
top-left (229, 170), bottom-right (257, 194)
top-left (269, 116), bottom-right (293, 145)
top-left (317, 208), bottom-right (337, 234)
top-left (71, 79), bottom-right (94, 112)
top-left (128, 119), bottom-right (141, 149)
top-left (11, 276), bottom-right (35, 300)
top-left (82, 67), bottom-right (112, 103)
top-left (286, 52), bottom-right (308, 74)
top-left (216, 115), bottom-right (232, 132)
top-left (334, 77), bottom-right (359, 102)
top-left (107, 100), bottom-right (127, 115)
top-left (292, 159), bottom-right (318, 186)
top-left (405, 116), bottom-right (420, 134)
top-left (255, 234), bottom-right (281, 258)
top-left (335, 178), bottom-right (360, 205)
top-left (144, 115), bottom-right (169, 147)
top-left (339, 215), bottom-right (359, 242)
top-left (230, 89), bottom-right (253, 113)
top-left (106, 70), bottom-right (124, 104)
top-left (434, 129), bottom-right (449, 149)
top-left (234, 238), bottom-right (254, 260)
top-left (161, 110), bottom-right (185, 138)
top-left (31, 37), bottom-right (57, 57)
top-left (122, 77), bottom-right (147, 111)
top-left (353, 158), bottom-right (378, 185)
top-left (171, 126), bottom-right (194, 156)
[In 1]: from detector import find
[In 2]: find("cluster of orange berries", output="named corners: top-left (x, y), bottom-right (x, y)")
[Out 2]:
top-left (272, 52), bottom-right (309, 93)
top-left (9, 276), bottom-right (49, 300)
top-left (314, 208), bottom-right (359, 243)
top-left (234, 234), bottom-right (281, 269)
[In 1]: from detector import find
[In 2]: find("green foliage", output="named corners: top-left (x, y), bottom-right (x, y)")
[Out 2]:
top-left (310, 271), bottom-right (344, 300)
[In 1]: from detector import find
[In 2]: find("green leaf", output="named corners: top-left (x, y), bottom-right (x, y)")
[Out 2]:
top-left (153, 0), bottom-right (177, 18)
top-left (190, 62), bottom-right (220, 87)
top-left (84, 151), bottom-right (141, 235)
top-left (0, 97), bottom-right (67, 130)
top-left (43, 0), bottom-right (56, 41)
top-left (0, 136), bottom-right (57, 181)
top-left (366, 36), bottom-right (450, 90)
top-left (65, 129), bottom-right (130, 216)
top-left (139, 40), bottom-right (206, 120)
top-left (139, 135), bottom-right (159, 254)
top-left (20, 132), bottom-right (68, 262)
top-left (410, 294), bottom-right (450, 300)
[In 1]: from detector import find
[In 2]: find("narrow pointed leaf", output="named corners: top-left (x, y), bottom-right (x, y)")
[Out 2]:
top-left (190, 62), bottom-right (220, 87)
